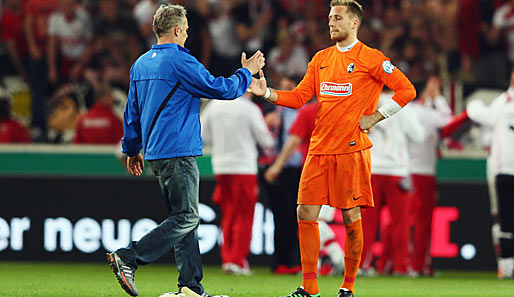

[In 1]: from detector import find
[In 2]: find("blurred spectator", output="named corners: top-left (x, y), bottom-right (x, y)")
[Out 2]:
top-left (361, 90), bottom-right (425, 276)
top-left (201, 92), bottom-right (274, 275)
top-left (259, 76), bottom-right (304, 275)
top-left (426, 0), bottom-right (460, 78)
top-left (1, 0), bottom-right (29, 81)
top-left (133, 0), bottom-right (160, 48)
top-left (459, 0), bottom-right (480, 80)
top-left (303, 17), bottom-right (332, 57)
top-left (475, 0), bottom-right (509, 87)
top-left (175, 0), bottom-right (212, 67)
top-left (357, 20), bottom-right (378, 49)
top-left (232, 0), bottom-right (282, 54)
top-left (378, 6), bottom-right (405, 59)
top-left (268, 30), bottom-right (308, 85)
top-left (0, 93), bottom-right (31, 143)
top-left (492, 0), bottom-right (514, 65)
top-left (467, 69), bottom-right (514, 279)
top-left (24, 0), bottom-right (58, 141)
top-left (396, 38), bottom-right (425, 83)
top-left (47, 93), bottom-right (80, 143)
top-left (264, 99), bottom-right (345, 276)
top-left (279, 0), bottom-right (326, 22)
top-left (264, 100), bottom-right (317, 183)
top-left (47, 83), bottom-right (89, 143)
top-left (421, 43), bottom-right (443, 79)
top-left (73, 87), bottom-right (123, 144)
top-left (47, 0), bottom-right (93, 85)
top-left (208, 0), bottom-right (241, 77)
top-left (1, 0), bottom-right (510, 148)
top-left (93, 0), bottom-right (144, 80)
top-left (83, 58), bottom-right (126, 109)
top-left (407, 76), bottom-right (452, 277)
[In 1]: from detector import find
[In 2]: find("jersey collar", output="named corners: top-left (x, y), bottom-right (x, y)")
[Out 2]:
top-left (151, 43), bottom-right (190, 53)
top-left (336, 39), bottom-right (359, 52)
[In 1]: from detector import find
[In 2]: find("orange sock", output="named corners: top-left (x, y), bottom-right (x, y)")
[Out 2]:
top-left (342, 218), bottom-right (363, 292)
top-left (298, 220), bottom-right (320, 294)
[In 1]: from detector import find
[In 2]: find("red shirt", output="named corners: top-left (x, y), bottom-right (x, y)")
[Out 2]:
top-left (24, 0), bottom-right (58, 52)
top-left (289, 102), bottom-right (318, 163)
top-left (0, 119), bottom-right (31, 143)
top-left (74, 103), bottom-right (123, 144)
top-left (1, 7), bottom-right (28, 57)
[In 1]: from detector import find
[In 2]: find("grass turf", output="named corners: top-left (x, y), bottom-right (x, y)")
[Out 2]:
top-left (0, 262), bottom-right (513, 297)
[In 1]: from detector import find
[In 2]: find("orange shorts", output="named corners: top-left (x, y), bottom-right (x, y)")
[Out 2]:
top-left (298, 150), bottom-right (374, 209)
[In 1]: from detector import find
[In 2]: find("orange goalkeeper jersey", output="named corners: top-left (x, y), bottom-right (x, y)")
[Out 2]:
top-left (276, 41), bottom-right (416, 155)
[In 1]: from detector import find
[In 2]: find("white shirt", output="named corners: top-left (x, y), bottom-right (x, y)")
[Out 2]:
top-left (133, 0), bottom-right (159, 47)
top-left (408, 96), bottom-right (452, 175)
top-left (208, 16), bottom-right (241, 57)
top-left (201, 96), bottom-right (274, 174)
top-left (370, 92), bottom-right (425, 177)
top-left (133, 0), bottom-right (158, 27)
top-left (467, 87), bottom-right (514, 176)
top-left (48, 7), bottom-right (92, 59)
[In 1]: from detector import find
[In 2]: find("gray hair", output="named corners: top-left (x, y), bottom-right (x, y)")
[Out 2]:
top-left (153, 4), bottom-right (187, 38)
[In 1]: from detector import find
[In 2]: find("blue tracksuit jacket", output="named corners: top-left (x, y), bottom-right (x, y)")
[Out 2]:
top-left (122, 43), bottom-right (252, 160)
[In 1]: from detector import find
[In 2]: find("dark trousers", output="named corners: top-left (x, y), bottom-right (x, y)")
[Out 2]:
top-left (116, 157), bottom-right (204, 294)
top-left (496, 174), bottom-right (514, 258)
top-left (28, 58), bottom-right (50, 135)
top-left (260, 166), bottom-right (302, 269)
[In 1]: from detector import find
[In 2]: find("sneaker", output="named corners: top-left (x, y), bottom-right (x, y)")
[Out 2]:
top-left (179, 286), bottom-right (229, 297)
top-left (221, 262), bottom-right (252, 275)
top-left (407, 270), bottom-right (420, 278)
top-left (106, 252), bottom-right (139, 296)
top-left (498, 257), bottom-right (514, 279)
top-left (338, 288), bottom-right (354, 297)
top-left (159, 293), bottom-right (186, 297)
top-left (201, 293), bottom-right (229, 297)
top-left (358, 267), bottom-right (376, 277)
top-left (283, 286), bottom-right (320, 297)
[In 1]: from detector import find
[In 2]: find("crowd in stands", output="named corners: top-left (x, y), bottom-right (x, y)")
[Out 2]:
top-left (0, 0), bottom-right (513, 143)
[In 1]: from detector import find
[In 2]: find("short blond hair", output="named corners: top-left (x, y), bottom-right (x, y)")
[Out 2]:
top-left (330, 0), bottom-right (363, 25)
top-left (153, 4), bottom-right (187, 38)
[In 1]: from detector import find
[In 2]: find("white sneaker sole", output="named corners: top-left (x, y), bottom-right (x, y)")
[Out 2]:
top-left (181, 287), bottom-right (229, 297)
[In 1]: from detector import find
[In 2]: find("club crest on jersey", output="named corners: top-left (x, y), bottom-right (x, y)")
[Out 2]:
top-left (382, 60), bottom-right (395, 74)
top-left (320, 82), bottom-right (352, 96)
top-left (347, 63), bottom-right (355, 73)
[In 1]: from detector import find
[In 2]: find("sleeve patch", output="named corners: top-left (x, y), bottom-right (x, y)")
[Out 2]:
top-left (382, 60), bottom-right (395, 74)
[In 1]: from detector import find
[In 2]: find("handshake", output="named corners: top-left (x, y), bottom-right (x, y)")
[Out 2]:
top-left (240, 51), bottom-right (271, 100)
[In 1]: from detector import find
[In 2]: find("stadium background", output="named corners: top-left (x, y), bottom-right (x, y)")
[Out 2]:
top-left (0, 0), bottom-right (512, 286)
top-left (0, 144), bottom-right (496, 271)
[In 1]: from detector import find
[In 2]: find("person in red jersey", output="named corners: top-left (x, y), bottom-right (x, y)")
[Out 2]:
top-left (249, 1), bottom-right (416, 296)
top-left (0, 94), bottom-right (31, 143)
top-left (1, 0), bottom-right (29, 80)
top-left (73, 88), bottom-right (123, 144)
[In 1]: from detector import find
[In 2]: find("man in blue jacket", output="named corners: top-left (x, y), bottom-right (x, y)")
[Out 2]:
top-left (106, 4), bottom-right (265, 297)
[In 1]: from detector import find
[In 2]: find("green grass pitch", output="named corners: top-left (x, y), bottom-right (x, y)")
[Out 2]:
top-left (0, 262), bottom-right (513, 297)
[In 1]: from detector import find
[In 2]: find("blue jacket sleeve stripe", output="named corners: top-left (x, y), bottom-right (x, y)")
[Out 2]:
top-left (144, 81), bottom-right (182, 153)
